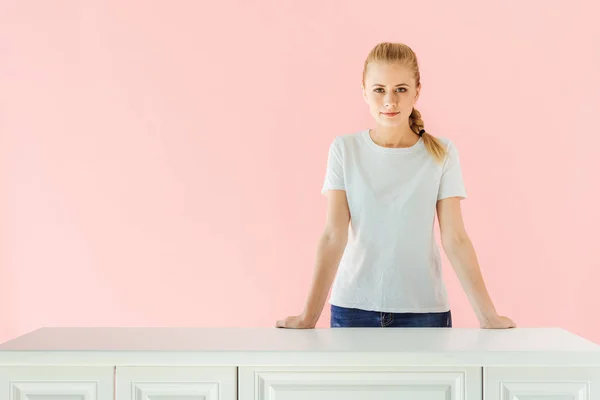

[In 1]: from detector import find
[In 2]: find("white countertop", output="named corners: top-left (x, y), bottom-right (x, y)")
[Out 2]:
top-left (1, 327), bottom-right (599, 366)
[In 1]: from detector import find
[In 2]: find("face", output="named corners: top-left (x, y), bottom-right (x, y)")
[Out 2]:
top-left (362, 62), bottom-right (420, 127)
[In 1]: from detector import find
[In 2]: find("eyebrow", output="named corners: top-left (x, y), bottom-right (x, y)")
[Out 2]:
top-left (372, 83), bottom-right (409, 87)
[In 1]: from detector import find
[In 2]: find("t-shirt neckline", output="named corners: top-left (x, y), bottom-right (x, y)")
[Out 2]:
top-left (362, 129), bottom-right (424, 154)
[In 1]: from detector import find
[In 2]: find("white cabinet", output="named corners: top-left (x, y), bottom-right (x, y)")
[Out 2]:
top-left (239, 366), bottom-right (482, 400)
top-left (0, 366), bottom-right (114, 400)
top-left (484, 366), bottom-right (600, 399)
top-left (1, 328), bottom-right (599, 400)
top-left (116, 366), bottom-right (236, 400)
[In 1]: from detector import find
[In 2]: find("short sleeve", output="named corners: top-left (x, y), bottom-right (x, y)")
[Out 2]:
top-left (321, 136), bottom-right (345, 195)
top-left (437, 140), bottom-right (467, 201)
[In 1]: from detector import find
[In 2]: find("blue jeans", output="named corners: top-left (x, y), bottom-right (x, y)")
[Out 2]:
top-left (330, 304), bottom-right (452, 328)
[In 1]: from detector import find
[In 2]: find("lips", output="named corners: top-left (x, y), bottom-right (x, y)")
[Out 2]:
top-left (381, 112), bottom-right (399, 116)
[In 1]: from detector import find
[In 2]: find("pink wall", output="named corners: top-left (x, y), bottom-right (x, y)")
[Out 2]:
top-left (1, 1), bottom-right (599, 343)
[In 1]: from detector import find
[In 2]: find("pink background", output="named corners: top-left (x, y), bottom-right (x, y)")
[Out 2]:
top-left (1, 1), bottom-right (599, 344)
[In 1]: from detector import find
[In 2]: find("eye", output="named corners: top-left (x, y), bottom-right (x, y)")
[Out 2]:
top-left (374, 88), bottom-right (407, 93)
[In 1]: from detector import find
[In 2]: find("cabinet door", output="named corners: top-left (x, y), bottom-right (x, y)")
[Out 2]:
top-left (116, 366), bottom-right (236, 400)
top-left (485, 366), bottom-right (600, 399)
top-left (239, 366), bottom-right (482, 400)
top-left (0, 366), bottom-right (114, 400)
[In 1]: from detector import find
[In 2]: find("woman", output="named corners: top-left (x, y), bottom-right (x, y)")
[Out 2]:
top-left (276, 42), bottom-right (516, 329)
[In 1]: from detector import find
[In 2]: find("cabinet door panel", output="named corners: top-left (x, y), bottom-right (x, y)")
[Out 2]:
top-left (116, 366), bottom-right (236, 400)
top-left (0, 366), bottom-right (114, 400)
top-left (239, 366), bottom-right (481, 400)
top-left (485, 366), bottom-right (600, 400)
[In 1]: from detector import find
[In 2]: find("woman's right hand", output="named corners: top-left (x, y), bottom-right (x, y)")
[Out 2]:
top-left (275, 313), bottom-right (316, 329)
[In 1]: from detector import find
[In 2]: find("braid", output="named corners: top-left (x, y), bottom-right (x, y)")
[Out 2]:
top-left (409, 107), bottom-right (424, 134)
top-left (409, 107), bottom-right (447, 164)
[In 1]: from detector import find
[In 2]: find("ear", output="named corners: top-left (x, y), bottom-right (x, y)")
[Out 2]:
top-left (414, 83), bottom-right (421, 103)
top-left (361, 84), bottom-right (368, 103)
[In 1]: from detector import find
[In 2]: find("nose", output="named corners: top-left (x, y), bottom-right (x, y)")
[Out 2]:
top-left (383, 94), bottom-right (398, 108)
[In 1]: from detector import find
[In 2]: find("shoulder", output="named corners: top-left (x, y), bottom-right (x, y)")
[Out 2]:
top-left (434, 136), bottom-right (453, 150)
top-left (434, 136), bottom-right (462, 161)
top-left (328, 129), bottom-right (366, 151)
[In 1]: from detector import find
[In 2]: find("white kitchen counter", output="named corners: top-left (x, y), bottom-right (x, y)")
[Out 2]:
top-left (1, 327), bottom-right (599, 399)
top-left (0, 326), bottom-right (599, 366)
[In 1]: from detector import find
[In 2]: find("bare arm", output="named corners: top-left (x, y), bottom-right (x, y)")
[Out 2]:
top-left (276, 190), bottom-right (350, 328)
top-left (436, 197), bottom-right (516, 329)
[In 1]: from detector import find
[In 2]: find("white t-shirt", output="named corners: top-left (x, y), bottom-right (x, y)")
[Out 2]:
top-left (321, 128), bottom-right (467, 313)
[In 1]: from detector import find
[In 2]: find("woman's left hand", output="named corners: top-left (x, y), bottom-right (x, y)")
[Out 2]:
top-left (480, 315), bottom-right (517, 329)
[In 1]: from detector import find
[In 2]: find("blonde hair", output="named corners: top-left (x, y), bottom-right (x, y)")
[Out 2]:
top-left (362, 42), bottom-right (447, 164)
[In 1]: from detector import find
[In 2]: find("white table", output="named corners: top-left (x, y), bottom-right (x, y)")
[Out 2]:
top-left (1, 327), bottom-right (599, 399)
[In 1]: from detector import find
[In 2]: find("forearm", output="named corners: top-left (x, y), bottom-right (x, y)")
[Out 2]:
top-left (302, 234), bottom-right (346, 324)
top-left (443, 235), bottom-right (498, 323)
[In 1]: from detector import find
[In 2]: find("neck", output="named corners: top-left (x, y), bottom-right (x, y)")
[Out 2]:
top-left (369, 126), bottom-right (419, 148)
